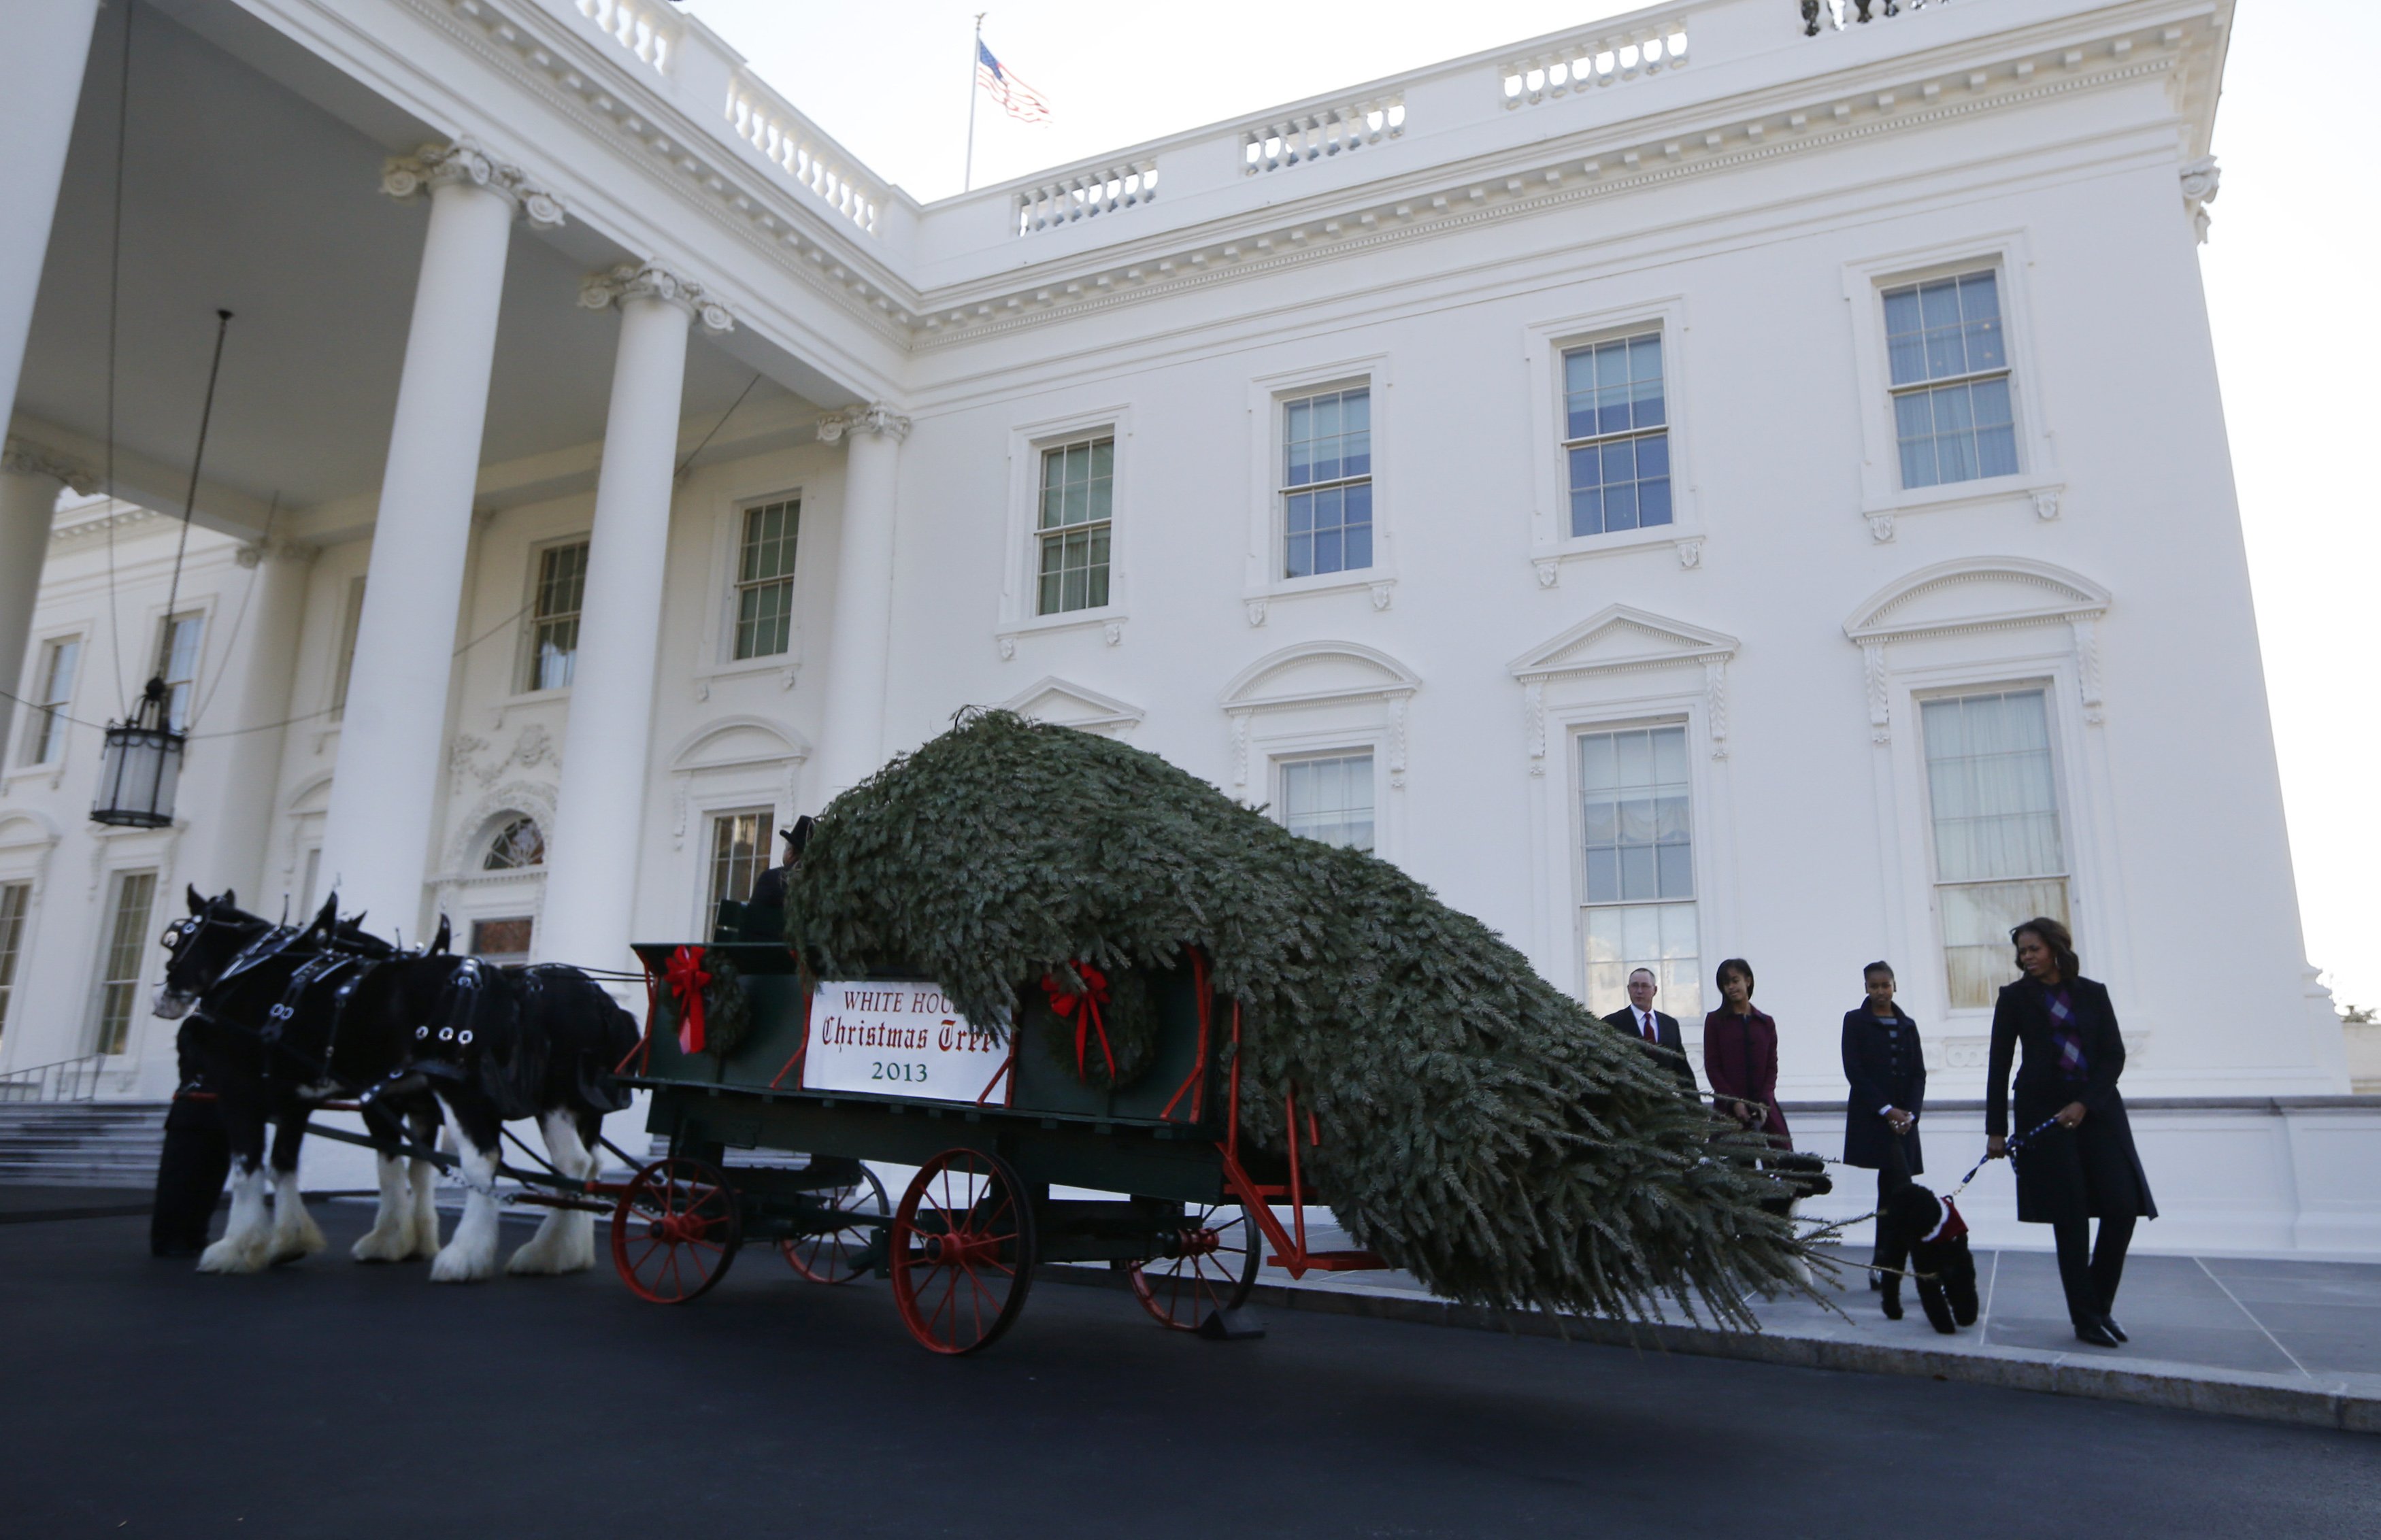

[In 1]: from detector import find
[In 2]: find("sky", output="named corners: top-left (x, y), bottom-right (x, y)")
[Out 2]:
top-left (681, 0), bottom-right (2381, 1010)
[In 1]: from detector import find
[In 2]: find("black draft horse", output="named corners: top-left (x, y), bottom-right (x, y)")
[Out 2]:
top-left (159, 887), bottom-right (637, 1280)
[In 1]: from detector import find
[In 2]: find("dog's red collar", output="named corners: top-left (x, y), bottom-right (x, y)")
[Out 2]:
top-left (1920, 1196), bottom-right (1968, 1247)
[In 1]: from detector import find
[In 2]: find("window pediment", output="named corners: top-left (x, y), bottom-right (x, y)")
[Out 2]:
top-left (1845, 558), bottom-right (2108, 646)
top-left (1509, 605), bottom-right (1737, 683)
top-left (1220, 641), bottom-right (1419, 711)
top-left (666, 716), bottom-right (811, 774)
top-left (1001, 676), bottom-right (1144, 734)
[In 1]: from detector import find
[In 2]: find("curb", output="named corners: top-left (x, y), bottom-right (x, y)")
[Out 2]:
top-left (0, 1201), bottom-right (152, 1225)
top-left (1035, 1265), bottom-right (2379, 1435)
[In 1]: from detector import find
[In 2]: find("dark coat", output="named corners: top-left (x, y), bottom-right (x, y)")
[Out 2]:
top-left (1841, 1003), bottom-right (1925, 1173)
top-left (1703, 1007), bottom-right (1789, 1144)
top-left (747, 863), bottom-right (791, 909)
top-left (1601, 1005), bottom-right (1697, 1095)
top-left (1986, 975), bottom-right (2157, 1224)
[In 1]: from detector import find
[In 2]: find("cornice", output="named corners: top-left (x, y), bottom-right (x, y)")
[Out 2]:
top-left (578, 259), bottom-right (737, 334)
top-left (395, 0), bottom-right (915, 346)
top-left (916, 46), bottom-right (2191, 352)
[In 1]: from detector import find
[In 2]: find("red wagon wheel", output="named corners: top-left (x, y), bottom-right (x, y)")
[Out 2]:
top-left (612, 1156), bottom-right (742, 1304)
top-left (1123, 1200), bottom-right (1261, 1330)
top-left (890, 1148), bottom-right (1037, 1355)
top-left (782, 1163), bottom-right (890, 1284)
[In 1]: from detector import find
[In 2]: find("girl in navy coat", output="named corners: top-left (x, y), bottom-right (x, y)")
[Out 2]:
top-left (1842, 961), bottom-right (1925, 1288)
top-left (1986, 917), bottom-right (2156, 1348)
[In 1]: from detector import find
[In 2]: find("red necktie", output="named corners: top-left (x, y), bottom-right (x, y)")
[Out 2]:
top-left (1640, 1011), bottom-right (1658, 1043)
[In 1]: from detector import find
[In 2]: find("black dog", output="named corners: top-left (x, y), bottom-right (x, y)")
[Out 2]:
top-left (1876, 1183), bottom-right (1979, 1334)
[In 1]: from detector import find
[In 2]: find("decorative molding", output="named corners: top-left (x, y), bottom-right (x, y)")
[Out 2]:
top-left (1246, 598), bottom-right (1269, 626)
top-left (816, 404), bottom-right (912, 443)
top-left (1532, 560), bottom-right (1559, 590)
top-left (1103, 621), bottom-right (1124, 646)
top-left (233, 535), bottom-right (316, 570)
top-left (1863, 641), bottom-right (1891, 743)
top-left (1510, 605), bottom-right (1739, 770)
top-left (1867, 513), bottom-right (1896, 543)
top-left (2070, 616), bottom-right (2105, 725)
top-left (915, 53), bottom-right (2186, 352)
top-left (1843, 556), bottom-right (2110, 648)
top-left (1676, 539), bottom-right (1703, 569)
top-left (1701, 657), bottom-right (1729, 759)
top-left (1, 437), bottom-right (98, 495)
top-left (1230, 709), bottom-right (1252, 788)
top-left (579, 258), bottom-right (736, 334)
top-left (997, 637), bottom-right (1017, 661)
top-left (999, 676), bottom-right (1146, 735)
top-left (381, 137), bottom-right (567, 229)
top-left (1221, 641), bottom-right (1420, 789)
top-left (1386, 694), bottom-right (1410, 788)
top-left (1369, 582), bottom-right (1395, 612)
top-left (436, 779), bottom-right (558, 886)
top-left (447, 723), bottom-right (561, 797)
top-left (2031, 488), bottom-right (2062, 522)
top-left (2180, 154), bottom-right (2220, 244)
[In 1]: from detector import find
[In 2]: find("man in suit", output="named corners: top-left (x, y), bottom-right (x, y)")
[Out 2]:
top-left (1603, 967), bottom-right (1697, 1095)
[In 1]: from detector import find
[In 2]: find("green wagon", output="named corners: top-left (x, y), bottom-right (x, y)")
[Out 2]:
top-left (613, 918), bottom-right (1384, 1354)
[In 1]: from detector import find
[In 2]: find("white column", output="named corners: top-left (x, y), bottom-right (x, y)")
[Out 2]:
top-left (534, 263), bottom-right (734, 970)
top-left (316, 141), bottom-right (564, 940)
top-left (182, 537), bottom-right (316, 903)
top-left (0, 0), bottom-right (100, 430)
top-left (0, 440), bottom-right (95, 761)
top-left (813, 405), bottom-right (911, 798)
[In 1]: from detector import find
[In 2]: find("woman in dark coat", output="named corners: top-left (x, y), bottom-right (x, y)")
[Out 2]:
top-left (1986, 917), bottom-right (2156, 1348)
top-left (1703, 958), bottom-right (1788, 1148)
top-left (1842, 961), bottom-right (1925, 1287)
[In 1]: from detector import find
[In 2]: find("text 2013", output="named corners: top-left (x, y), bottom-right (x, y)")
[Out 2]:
top-left (871, 1061), bottom-right (929, 1084)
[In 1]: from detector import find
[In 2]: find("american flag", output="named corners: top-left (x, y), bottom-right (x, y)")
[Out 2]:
top-left (976, 40), bottom-right (1052, 122)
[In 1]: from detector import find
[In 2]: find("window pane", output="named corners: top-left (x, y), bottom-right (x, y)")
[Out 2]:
top-left (1941, 877), bottom-right (2069, 1009)
top-left (95, 871), bottom-right (156, 1056)
top-left (1282, 754), bottom-right (1375, 852)
top-left (1579, 723), bottom-right (1695, 935)
top-left (1922, 691), bottom-right (2069, 1005)
top-left (1583, 899), bottom-right (1701, 1018)
top-left (709, 809), bottom-right (771, 919)
top-left (0, 881), bottom-right (29, 1047)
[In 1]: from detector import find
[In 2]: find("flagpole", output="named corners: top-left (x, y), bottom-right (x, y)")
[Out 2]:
top-left (963, 12), bottom-right (986, 192)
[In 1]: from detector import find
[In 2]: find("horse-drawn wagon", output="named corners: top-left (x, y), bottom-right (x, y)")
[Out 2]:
top-left (613, 920), bottom-right (1380, 1354)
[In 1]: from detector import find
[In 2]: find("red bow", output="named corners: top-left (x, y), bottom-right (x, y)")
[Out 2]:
top-left (1041, 963), bottom-right (1117, 1084)
top-left (665, 945), bottom-right (711, 1054)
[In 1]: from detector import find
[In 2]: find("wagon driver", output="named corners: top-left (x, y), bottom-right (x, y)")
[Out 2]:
top-left (746, 814), bottom-right (814, 911)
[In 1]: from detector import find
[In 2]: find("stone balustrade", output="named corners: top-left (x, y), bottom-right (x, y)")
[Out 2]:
top-left (726, 69), bottom-right (886, 237)
top-left (1015, 160), bottom-right (1160, 237)
top-left (1242, 96), bottom-right (1407, 175)
top-left (1501, 21), bottom-right (1691, 109)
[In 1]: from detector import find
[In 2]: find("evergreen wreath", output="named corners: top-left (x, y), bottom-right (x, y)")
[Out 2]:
top-left (697, 950), bottom-right (752, 1060)
top-left (1034, 960), bottom-right (1161, 1090)
top-left (784, 710), bottom-right (1820, 1327)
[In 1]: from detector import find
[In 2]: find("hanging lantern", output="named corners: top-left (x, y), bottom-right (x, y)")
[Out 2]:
top-left (92, 677), bottom-right (184, 829)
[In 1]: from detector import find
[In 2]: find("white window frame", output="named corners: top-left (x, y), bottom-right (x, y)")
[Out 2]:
top-left (997, 404), bottom-right (1132, 652)
top-left (1912, 683), bottom-right (2075, 1012)
top-left (1524, 297), bottom-right (1702, 582)
top-left (0, 877), bottom-right (32, 1052)
top-left (1842, 233), bottom-right (2062, 525)
top-left (1271, 748), bottom-right (1382, 854)
top-left (1243, 354), bottom-right (1395, 618)
top-left (12, 626), bottom-right (87, 772)
top-left (1565, 715), bottom-right (1710, 1022)
top-left (704, 805), bottom-right (778, 920)
top-left (693, 480), bottom-right (807, 690)
top-left (728, 493), bottom-right (802, 663)
top-left (148, 603), bottom-right (210, 735)
top-left (515, 534), bottom-right (592, 696)
top-left (89, 863), bottom-right (159, 1060)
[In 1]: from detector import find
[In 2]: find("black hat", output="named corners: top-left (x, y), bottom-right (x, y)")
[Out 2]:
top-left (780, 815), bottom-right (816, 854)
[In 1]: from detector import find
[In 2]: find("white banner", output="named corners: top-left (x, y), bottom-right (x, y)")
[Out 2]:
top-left (802, 980), bottom-right (1009, 1105)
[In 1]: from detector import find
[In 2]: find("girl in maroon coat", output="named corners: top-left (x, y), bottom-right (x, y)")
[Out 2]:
top-left (1704, 958), bottom-right (1790, 1148)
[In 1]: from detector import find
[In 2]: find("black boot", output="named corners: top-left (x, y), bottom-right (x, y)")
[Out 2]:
top-left (2073, 1318), bottom-right (2120, 1348)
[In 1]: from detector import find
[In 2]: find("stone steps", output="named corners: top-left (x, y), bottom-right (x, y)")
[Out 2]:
top-left (0, 1103), bottom-right (169, 1187)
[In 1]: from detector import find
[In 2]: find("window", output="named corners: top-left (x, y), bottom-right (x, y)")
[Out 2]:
top-left (1563, 333), bottom-right (1671, 537)
top-left (20, 637), bottom-right (80, 765)
top-left (0, 882), bottom-right (28, 1048)
top-left (1578, 724), bottom-right (1700, 1017)
top-left (1281, 388), bottom-right (1371, 578)
top-left (733, 499), bottom-right (799, 658)
top-left (524, 541), bottom-right (589, 692)
top-left (331, 578), bottom-right (366, 721)
top-left (469, 917), bottom-right (533, 964)
top-left (708, 809), bottom-right (771, 917)
top-left (1884, 271), bottom-right (2016, 489)
top-left (1280, 754), bottom-right (1374, 852)
top-left (157, 613), bottom-right (203, 733)
top-left (94, 869), bottom-right (156, 1056)
top-left (1036, 437), bottom-right (1113, 615)
top-left (1922, 689), bottom-right (2069, 1008)
top-left (482, 818), bottom-right (545, 871)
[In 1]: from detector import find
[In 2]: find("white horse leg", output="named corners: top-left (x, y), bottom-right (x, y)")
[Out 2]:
top-left (406, 1154), bottom-right (442, 1259)
top-left (199, 1159), bottom-right (273, 1274)
top-left (429, 1111), bottom-right (503, 1284)
top-left (352, 1153), bottom-right (415, 1261)
top-left (507, 1112), bottom-right (597, 1275)
top-left (268, 1165), bottom-right (326, 1264)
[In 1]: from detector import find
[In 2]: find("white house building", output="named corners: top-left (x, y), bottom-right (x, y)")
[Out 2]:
top-left (2, 0), bottom-right (2372, 1252)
